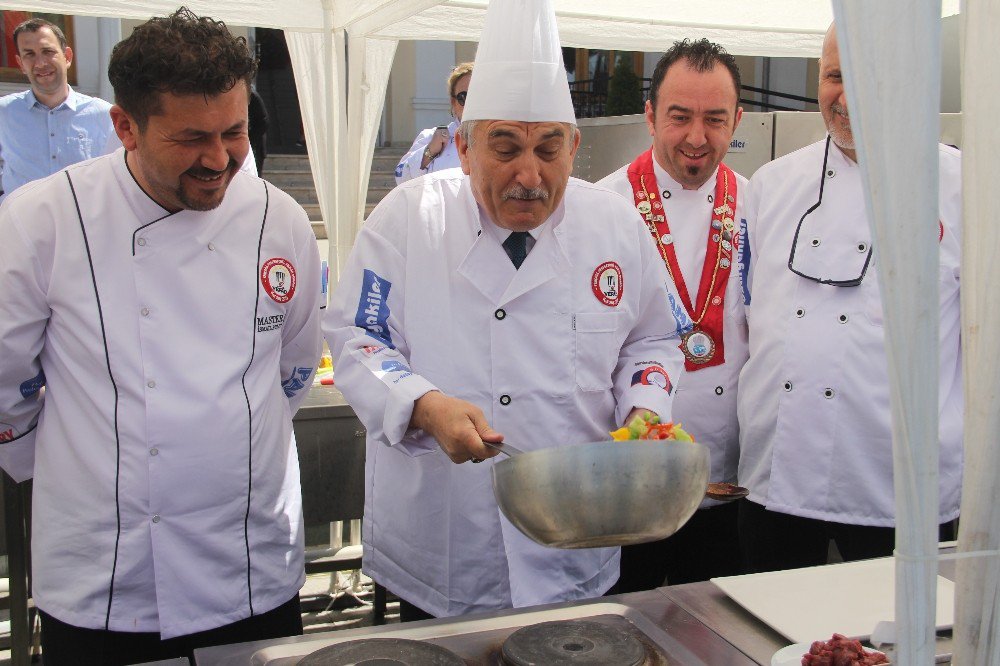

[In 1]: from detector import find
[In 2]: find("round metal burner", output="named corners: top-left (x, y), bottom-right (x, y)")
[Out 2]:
top-left (501, 620), bottom-right (646, 666)
top-left (299, 637), bottom-right (465, 666)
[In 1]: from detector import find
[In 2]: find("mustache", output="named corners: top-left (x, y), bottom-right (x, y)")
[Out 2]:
top-left (502, 183), bottom-right (550, 202)
top-left (185, 159), bottom-right (239, 179)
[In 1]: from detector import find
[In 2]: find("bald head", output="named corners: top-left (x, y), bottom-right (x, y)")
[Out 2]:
top-left (818, 22), bottom-right (856, 160)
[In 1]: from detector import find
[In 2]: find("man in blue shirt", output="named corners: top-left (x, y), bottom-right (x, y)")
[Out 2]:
top-left (0, 18), bottom-right (114, 201)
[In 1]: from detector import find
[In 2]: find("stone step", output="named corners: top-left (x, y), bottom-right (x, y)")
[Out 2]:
top-left (371, 154), bottom-right (404, 171)
top-left (302, 203), bottom-right (379, 225)
top-left (368, 173), bottom-right (397, 189)
top-left (264, 170), bottom-right (316, 188)
top-left (282, 185), bottom-right (320, 204)
top-left (263, 154), bottom-right (312, 171)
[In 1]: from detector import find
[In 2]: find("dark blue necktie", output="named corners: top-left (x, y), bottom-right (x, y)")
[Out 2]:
top-left (503, 231), bottom-right (530, 269)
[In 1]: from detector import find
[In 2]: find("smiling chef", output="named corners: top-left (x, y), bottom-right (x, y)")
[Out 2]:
top-left (0, 8), bottom-right (321, 663)
top-left (324, 0), bottom-right (688, 622)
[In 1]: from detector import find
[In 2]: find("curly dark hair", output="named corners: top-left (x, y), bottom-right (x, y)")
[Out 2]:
top-left (648, 39), bottom-right (742, 112)
top-left (108, 7), bottom-right (258, 128)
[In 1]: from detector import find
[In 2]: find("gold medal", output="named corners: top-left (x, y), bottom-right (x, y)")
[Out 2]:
top-left (681, 329), bottom-right (715, 364)
top-left (637, 201), bottom-right (652, 214)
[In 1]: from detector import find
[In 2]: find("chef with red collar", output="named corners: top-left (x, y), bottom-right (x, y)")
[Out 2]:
top-left (598, 38), bottom-right (749, 589)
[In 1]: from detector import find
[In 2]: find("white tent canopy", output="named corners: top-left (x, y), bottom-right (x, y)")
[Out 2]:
top-left (1, 0), bottom-right (959, 278)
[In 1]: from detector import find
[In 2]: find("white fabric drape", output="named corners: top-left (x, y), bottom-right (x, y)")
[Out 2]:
top-left (832, 1), bottom-right (942, 662)
top-left (952, 0), bottom-right (1000, 661)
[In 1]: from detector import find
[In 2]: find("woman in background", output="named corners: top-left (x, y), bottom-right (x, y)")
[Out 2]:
top-left (394, 62), bottom-right (472, 184)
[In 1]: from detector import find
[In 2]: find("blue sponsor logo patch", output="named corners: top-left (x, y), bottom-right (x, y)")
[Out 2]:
top-left (394, 163), bottom-right (404, 178)
top-left (355, 269), bottom-right (395, 349)
top-left (739, 217), bottom-right (751, 306)
top-left (667, 292), bottom-right (693, 335)
top-left (380, 360), bottom-right (411, 374)
top-left (281, 366), bottom-right (313, 398)
top-left (20, 370), bottom-right (45, 398)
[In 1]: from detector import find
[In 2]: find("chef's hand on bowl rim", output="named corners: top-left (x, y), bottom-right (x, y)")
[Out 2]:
top-left (411, 390), bottom-right (503, 464)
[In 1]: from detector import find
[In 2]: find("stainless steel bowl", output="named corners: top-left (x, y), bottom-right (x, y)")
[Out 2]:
top-left (490, 439), bottom-right (710, 549)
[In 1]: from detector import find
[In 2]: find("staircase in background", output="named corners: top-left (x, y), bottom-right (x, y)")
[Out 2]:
top-left (261, 147), bottom-right (404, 240)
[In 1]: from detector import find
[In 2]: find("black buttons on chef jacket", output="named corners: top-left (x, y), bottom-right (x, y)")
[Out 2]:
top-left (499, 394), bottom-right (511, 406)
top-left (795, 308), bottom-right (805, 318)
top-left (495, 309), bottom-right (506, 320)
top-left (707, 194), bottom-right (714, 203)
top-left (839, 314), bottom-right (849, 324)
top-left (810, 238), bottom-right (821, 247)
top-left (783, 381), bottom-right (793, 392)
top-left (824, 388), bottom-right (836, 399)
top-left (662, 190), bottom-right (672, 199)
top-left (827, 168), bottom-right (836, 178)
top-left (715, 386), bottom-right (724, 395)
top-left (857, 243), bottom-right (868, 253)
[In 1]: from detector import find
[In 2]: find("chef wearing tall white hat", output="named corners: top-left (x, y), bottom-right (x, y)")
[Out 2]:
top-left (324, 0), bottom-right (688, 620)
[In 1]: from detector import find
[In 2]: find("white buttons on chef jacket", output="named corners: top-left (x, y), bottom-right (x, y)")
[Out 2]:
top-left (150, 448), bottom-right (159, 456)
top-left (795, 308), bottom-right (805, 318)
top-left (137, 238), bottom-right (147, 247)
top-left (824, 388), bottom-right (836, 399)
top-left (152, 515), bottom-right (161, 523)
top-left (147, 380), bottom-right (156, 389)
top-left (499, 394), bottom-right (511, 406)
top-left (495, 309), bottom-right (506, 320)
top-left (783, 381), bottom-right (793, 392)
top-left (141, 307), bottom-right (150, 317)
top-left (208, 242), bottom-right (216, 251)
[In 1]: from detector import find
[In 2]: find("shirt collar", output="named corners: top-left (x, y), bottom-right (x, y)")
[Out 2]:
top-left (479, 208), bottom-right (549, 244)
top-left (25, 85), bottom-right (77, 111)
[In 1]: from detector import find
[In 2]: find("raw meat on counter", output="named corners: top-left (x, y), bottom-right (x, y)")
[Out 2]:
top-left (802, 633), bottom-right (889, 665)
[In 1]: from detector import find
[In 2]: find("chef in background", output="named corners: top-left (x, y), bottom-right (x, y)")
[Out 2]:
top-left (325, 0), bottom-right (686, 622)
top-left (598, 38), bottom-right (748, 588)
top-left (394, 62), bottom-right (472, 184)
top-left (0, 8), bottom-right (321, 663)
top-left (737, 24), bottom-right (962, 573)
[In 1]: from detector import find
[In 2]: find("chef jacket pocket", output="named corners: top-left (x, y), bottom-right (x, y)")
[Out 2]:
top-left (574, 312), bottom-right (621, 392)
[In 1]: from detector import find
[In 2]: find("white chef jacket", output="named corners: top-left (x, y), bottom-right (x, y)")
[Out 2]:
top-left (394, 120), bottom-right (462, 185)
top-left (324, 170), bottom-right (687, 618)
top-left (598, 161), bottom-right (749, 509)
top-left (738, 138), bottom-right (963, 526)
top-left (0, 149), bottom-right (323, 638)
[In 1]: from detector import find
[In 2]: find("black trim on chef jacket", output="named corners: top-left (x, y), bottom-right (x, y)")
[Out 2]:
top-left (66, 171), bottom-right (125, 630)
top-left (0, 422), bottom-right (37, 444)
top-left (121, 151), bottom-right (179, 255)
top-left (239, 180), bottom-right (272, 616)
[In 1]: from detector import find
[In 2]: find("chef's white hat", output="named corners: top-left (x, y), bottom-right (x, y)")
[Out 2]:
top-left (461, 0), bottom-right (576, 124)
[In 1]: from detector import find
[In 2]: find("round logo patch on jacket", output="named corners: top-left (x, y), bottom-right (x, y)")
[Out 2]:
top-left (592, 261), bottom-right (623, 307)
top-left (261, 257), bottom-right (297, 303)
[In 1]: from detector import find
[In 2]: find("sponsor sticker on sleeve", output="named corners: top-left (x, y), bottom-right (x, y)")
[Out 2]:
top-left (631, 365), bottom-right (673, 394)
top-left (355, 269), bottom-right (395, 349)
top-left (261, 258), bottom-right (297, 303)
top-left (592, 261), bottom-right (623, 307)
top-left (738, 217), bottom-right (751, 306)
top-left (281, 366), bottom-right (313, 398)
top-left (20, 370), bottom-right (45, 399)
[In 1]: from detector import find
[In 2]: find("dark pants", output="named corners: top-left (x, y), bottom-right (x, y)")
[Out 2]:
top-left (40, 594), bottom-right (302, 666)
top-left (617, 501), bottom-right (742, 592)
top-left (739, 500), bottom-right (957, 574)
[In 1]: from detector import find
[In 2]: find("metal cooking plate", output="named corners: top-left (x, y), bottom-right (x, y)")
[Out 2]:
top-left (298, 637), bottom-right (465, 666)
top-left (501, 619), bottom-right (646, 666)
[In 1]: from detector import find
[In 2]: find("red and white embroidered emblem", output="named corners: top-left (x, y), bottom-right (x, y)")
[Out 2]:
top-left (592, 261), bottom-right (623, 307)
top-left (261, 257), bottom-right (297, 303)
